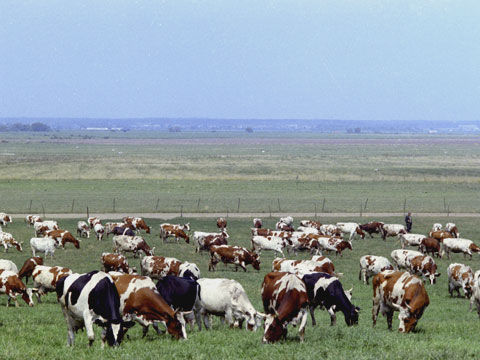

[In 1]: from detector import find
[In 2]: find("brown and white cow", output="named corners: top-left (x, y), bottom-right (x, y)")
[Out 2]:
top-left (216, 217), bottom-right (227, 230)
top-left (0, 232), bottom-right (23, 252)
top-left (447, 263), bottom-right (474, 298)
top-left (44, 229), bottom-right (80, 249)
top-left (105, 222), bottom-right (130, 237)
top-left (428, 230), bottom-right (452, 243)
top-left (405, 255), bottom-right (440, 285)
top-left (442, 238), bottom-right (480, 259)
top-left (109, 273), bottom-right (186, 339)
top-left (359, 255), bottom-right (394, 285)
top-left (289, 233), bottom-right (322, 255)
top-left (209, 245), bottom-right (260, 272)
top-left (87, 216), bottom-right (101, 229)
top-left (372, 271), bottom-right (429, 333)
top-left (336, 222), bottom-right (365, 241)
top-left (317, 237), bottom-right (352, 257)
top-left (253, 218), bottom-right (263, 229)
top-left (445, 223), bottom-right (460, 238)
top-left (319, 224), bottom-right (342, 237)
top-left (261, 272), bottom-right (309, 343)
top-left (25, 215), bottom-right (42, 226)
top-left (193, 230), bottom-right (228, 252)
top-left (141, 256), bottom-right (200, 280)
top-left (0, 269), bottom-right (35, 307)
top-left (113, 235), bottom-right (154, 257)
top-left (400, 234), bottom-right (426, 249)
top-left (390, 249), bottom-right (423, 270)
top-left (419, 237), bottom-right (441, 258)
top-left (32, 265), bottom-right (72, 302)
top-left (77, 221), bottom-right (90, 238)
top-left (276, 221), bottom-right (294, 232)
top-left (299, 220), bottom-right (322, 230)
top-left (160, 224), bottom-right (190, 244)
top-left (94, 223), bottom-right (105, 241)
top-left (273, 257), bottom-right (338, 277)
top-left (101, 253), bottom-right (135, 274)
top-left (34, 221), bottom-right (58, 236)
top-left (381, 224), bottom-right (407, 241)
top-left (359, 222), bottom-right (384, 238)
top-left (18, 257), bottom-right (44, 284)
top-left (123, 217), bottom-right (151, 234)
top-left (0, 213), bottom-right (12, 227)
top-left (251, 235), bottom-right (290, 258)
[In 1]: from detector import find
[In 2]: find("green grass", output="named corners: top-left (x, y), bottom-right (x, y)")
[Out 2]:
top-left (1, 216), bottom-right (480, 359)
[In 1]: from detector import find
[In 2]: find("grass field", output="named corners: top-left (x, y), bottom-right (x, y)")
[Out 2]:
top-left (1, 216), bottom-right (480, 359)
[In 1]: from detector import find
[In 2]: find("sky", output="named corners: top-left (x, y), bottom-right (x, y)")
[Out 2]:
top-left (1, 0), bottom-right (479, 120)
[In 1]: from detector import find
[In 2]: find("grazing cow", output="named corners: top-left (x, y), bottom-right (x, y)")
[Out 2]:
top-left (0, 232), bottom-right (23, 252)
top-left (216, 217), bottom-right (227, 230)
top-left (299, 220), bottom-right (322, 230)
top-left (101, 253), bottom-right (135, 274)
top-left (261, 272), bottom-right (309, 343)
top-left (122, 217), bottom-right (151, 234)
top-left (25, 215), bottom-right (42, 226)
top-left (194, 232), bottom-right (228, 253)
top-left (319, 224), bottom-right (343, 237)
top-left (470, 270), bottom-right (480, 315)
top-left (251, 228), bottom-right (291, 239)
top-left (359, 222), bottom-right (384, 238)
top-left (296, 226), bottom-right (321, 235)
top-left (161, 224), bottom-right (190, 244)
top-left (446, 223), bottom-right (460, 238)
top-left (405, 255), bottom-right (440, 285)
top-left (113, 235), bottom-right (154, 257)
top-left (209, 245), bottom-right (260, 272)
top-left (390, 249), bottom-right (423, 270)
top-left (44, 230), bottom-right (80, 249)
top-left (432, 223), bottom-right (442, 232)
top-left (419, 237), bottom-right (441, 258)
top-left (0, 213), bottom-right (12, 227)
top-left (111, 227), bottom-right (136, 237)
top-left (317, 237), bottom-right (352, 257)
top-left (0, 270), bottom-right (35, 307)
top-left (381, 224), bottom-right (407, 240)
top-left (400, 233), bottom-right (426, 249)
top-left (251, 235), bottom-right (289, 258)
top-left (372, 271), bottom-right (429, 333)
top-left (336, 222), bottom-right (365, 241)
top-left (87, 217), bottom-right (101, 229)
top-left (105, 222), bottom-right (129, 237)
top-left (253, 218), bottom-right (263, 229)
top-left (56, 271), bottom-right (124, 347)
top-left (34, 221), bottom-right (58, 236)
top-left (140, 256), bottom-right (200, 280)
top-left (77, 221), bottom-right (90, 238)
top-left (302, 272), bottom-right (359, 326)
top-left (359, 255), bottom-right (394, 285)
top-left (288, 233), bottom-right (322, 255)
top-left (428, 230), bottom-right (452, 242)
top-left (110, 273), bottom-right (186, 339)
top-left (272, 257), bottom-right (338, 277)
top-left (447, 263), bottom-right (474, 298)
top-left (94, 223), bottom-right (105, 241)
top-left (442, 238), bottom-right (480, 259)
top-left (276, 221), bottom-right (295, 232)
top-left (18, 257), bottom-right (43, 284)
top-left (0, 259), bottom-right (18, 273)
top-left (195, 278), bottom-right (263, 331)
top-left (32, 265), bottom-right (72, 302)
top-left (30, 237), bottom-right (60, 258)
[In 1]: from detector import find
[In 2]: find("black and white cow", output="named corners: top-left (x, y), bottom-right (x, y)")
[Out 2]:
top-left (56, 271), bottom-right (124, 348)
top-left (302, 272), bottom-right (360, 326)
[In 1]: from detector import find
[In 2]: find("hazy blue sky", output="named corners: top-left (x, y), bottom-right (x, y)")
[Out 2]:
top-left (1, 1), bottom-right (479, 120)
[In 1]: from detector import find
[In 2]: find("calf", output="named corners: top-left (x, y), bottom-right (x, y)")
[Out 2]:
top-left (359, 222), bottom-right (384, 238)
top-left (45, 229), bottom-right (80, 249)
top-left (113, 235), bottom-right (154, 257)
top-left (447, 263), bottom-right (474, 298)
top-left (0, 259), bottom-right (18, 273)
top-left (390, 249), bottom-right (423, 270)
top-left (56, 271), bottom-right (124, 347)
top-left (381, 224), bottom-right (407, 241)
top-left (405, 255), bottom-right (440, 285)
top-left (253, 218), bottom-right (263, 229)
top-left (419, 237), bottom-right (441, 258)
top-left (30, 237), bottom-right (60, 258)
top-left (0, 270), bottom-right (35, 307)
top-left (217, 217), bottom-right (227, 230)
top-left (76, 221), bottom-right (90, 238)
top-left (209, 245), bottom-right (260, 272)
top-left (400, 234), bottom-right (426, 249)
top-left (372, 271), bottom-right (429, 333)
top-left (302, 272), bottom-right (359, 326)
top-left (0, 213), bottom-right (12, 227)
top-left (18, 257), bottom-right (44, 284)
top-left (336, 222), bottom-right (365, 241)
top-left (32, 265), bottom-right (72, 302)
top-left (261, 272), bottom-right (309, 343)
top-left (101, 253), bottom-right (135, 274)
top-left (0, 232), bottom-right (23, 252)
top-left (251, 235), bottom-right (289, 258)
top-left (359, 255), bottom-right (394, 285)
top-left (161, 224), bottom-right (190, 244)
top-left (94, 223), bottom-right (105, 241)
top-left (195, 278), bottom-right (263, 331)
top-left (442, 238), bottom-right (480, 259)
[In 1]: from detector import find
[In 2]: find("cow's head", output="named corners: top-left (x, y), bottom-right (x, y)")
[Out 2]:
top-left (103, 320), bottom-right (124, 347)
top-left (15, 241), bottom-right (23, 252)
top-left (262, 315), bottom-right (286, 343)
top-left (463, 279), bottom-right (474, 299)
top-left (345, 306), bottom-right (360, 326)
top-left (166, 311), bottom-right (187, 340)
top-left (22, 288), bottom-right (36, 306)
top-left (184, 234), bottom-right (190, 244)
top-left (356, 227), bottom-right (366, 239)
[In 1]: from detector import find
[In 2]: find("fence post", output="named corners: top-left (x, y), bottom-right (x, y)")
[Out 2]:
top-left (322, 198), bottom-right (326, 212)
top-left (197, 198), bottom-right (201, 210)
top-left (71, 199), bottom-right (75, 213)
top-left (87, 206), bottom-right (89, 218)
top-left (314, 203), bottom-right (317, 217)
top-left (113, 198), bottom-right (116, 212)
top-left (156, 198), bottom-right (160, 211)
top-left (277, 198), bottom-right (281, 212)
top-left (364, 198), bottom-right (368, 210)
top-left (29, 200), bottom-right (32, 211)
top-left (403, 197), bottom-right (406, 215)
top-left (180, 205), bottom-right (183, 218)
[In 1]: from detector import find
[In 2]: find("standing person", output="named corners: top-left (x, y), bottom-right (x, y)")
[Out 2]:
top-left (405, 212), bottom-right (412, 233)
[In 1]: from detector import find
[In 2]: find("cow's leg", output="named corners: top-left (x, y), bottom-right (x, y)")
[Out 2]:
top-left (297, 310), bottom-right (308, 342)
top-left (193, 307), bottom-right (202, 331)
top-left (386, 310), bottom-right (394, 330)
top-left (309, 305), bottom-right (317, 326)
top-left (372, 299), bottom-right (380, 327)
top-left (62, 309), bottom-right (76, 347)
top-left (31, 247), bottom-right (36, 257)
top-left (448, 282), bottom-right (454, 297)
top-left (203, 312), bottom-right (211, 330)
top-left (225, 308), bottom-right (234, 327)
top-left (328, 306), bottom-right (337, 326)
top-left (240, 262), bottom-right (246, 272)
top-left (84, 312), bottom-right (95, 347)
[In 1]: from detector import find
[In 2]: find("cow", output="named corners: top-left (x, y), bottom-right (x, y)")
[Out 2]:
top-left (470, 270), bottom-right (480, 315)
top-left (56, 271), bottom-right (124, 347)
top-left (216, 217), bottom-right (227, 230)
top-left (32, 265), bottom-right (72, 302)
top-left (400, 233), bottom-right (426, 249)
top-left (195, 278), bottom-right (263, 331)
top-left (359, 222), bottom-right (384, 238)
top-left (442, 238), bottom-right (480, 259)
top-left (44, 229), bottom-right (80, 249)
top-left (34, 221), bottom-right (58, 236)
top-left (113, 235), bottom-right (154, 257)
top-left (109, 273), bottom-right (186, 339)
top-left (299, 220), bottom-right (322, 230)
top-left (101, 253), bottom-right (135, 274)
top-left (302, 272), bottom-right (359, 326)
top-left (381, 224), bottom-right (407, 241)
top-left (251, 235), bottom-right (289, 258)
top-left (272, 258), bottom-right (338, 277)
top-left (432, 223), bottom-right (442, 232)
top-left (336, 222), bottom-right (365, 241)
top-left (446, 223), bottom-right (460, 238)
top-left (0, 232), bottom-right (23, 252)
top-left (140, 256), bottom-right (200, 280)
top-left (25, 215), bottom-right (42, 226)
top-left (405, 255), bottom-right (440, 285)
top-left (87, 217), bottom-right (101, 229)
top-left (279, 216), bottom-right (293, 226)
top-left (276, 221), bottom-right (295, 232)
top-left (94, 223), bottom-right (105, 241)
top-left (0, 213), bottom-right (12, 227)
top-left (251, 228), bottom-right (291, 239)
top-left (296, 226), bottom-right (321, 235)
top-left (122, 217), bottom-right (151, 234)
top-left (419, 237), bottom-right (441, 258)
top-left (0, 259), bottom-right (18, 273)
top-left (261, 272), bottom-right (309, 343)
top-left (390, 249), bottom-right (423, 270)
top-left (18, 257), bottom-right (44, 284)
top-left (105, 222), bottom-right (129, 237)
top-left (319, 224), bottom-right (342, 237)
top-left (253, 218), bottom-right (263, 229)
top-left (77, 221), bottom-right (90, 238)
top-left (428, 230), bottom-right (452, 243)
top-left (288, 233), bottom-right (322, 255)
top-left (0, 270), bottom-right (35, 307)
top-left (194, 232), bottom-right (228, 253)
top-left (359, 255), bottom-right (394, 285)
top-left (111, 226), bottom-right (136, 237)
top-left (317, 237), bottom-right (352, 257)
top-left (447, 263), bottom-right (474, 298)
top-left (30, 237), bottom-right (60, 258)
top-left (372, 271), bottom-right (429, 333)
top-left (209, 245), bottom-right (260, 272)
top-left (161, 224), bottom-right (190, 244)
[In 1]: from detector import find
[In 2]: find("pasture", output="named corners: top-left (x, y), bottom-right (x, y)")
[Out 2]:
top-left (1, 216), bottom-right (480, 359)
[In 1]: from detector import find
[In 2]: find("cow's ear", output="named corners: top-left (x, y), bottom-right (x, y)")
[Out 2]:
top-left (435, 273), bottom-right (441, 277)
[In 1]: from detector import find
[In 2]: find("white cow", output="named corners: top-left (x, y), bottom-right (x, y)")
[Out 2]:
top-left (32, 265), bottom-right (72, 302)
top-left (0, 259), bottom-right (18, 273)
top-left (445, 223), bottom-right (460, 238)
top-left (432, 223), bottom-right (442, 232)
top-left (0, 232), bottom-right (23, 252)
top-left (470, 270), bottom-right (480, 314)
top-left (113, 235), bottom-right (154, 257)
top-left (447, 263), bottom-right (474, 298)
top-left (319, 224), bottom-right (341, 236)
top-left (336, 222), bottom-right (365, 241)
top-left (34, 221), bottom-right (58, 236)
top-left (94, 223), bottom-right (105, 241)
top-left (359, 255), bottom-right (394, 285)
top-left (442, 238), bottom-right (480, 259)
top-left (30, 237), bottom-right (60, 258)
top-left (390, 249), bottom-right (423, 270)
top-left (400, 234), bottom-right (426, 249)
top-left (77, 221), bottom-right (90, 238)
top-left (251, 235), bottom-right (288, 257)
top-left (381, 224), bottom-right (407, 240)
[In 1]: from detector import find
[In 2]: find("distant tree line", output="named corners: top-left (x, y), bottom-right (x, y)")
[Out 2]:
top-left (0, 122), bottom-right (51, 132)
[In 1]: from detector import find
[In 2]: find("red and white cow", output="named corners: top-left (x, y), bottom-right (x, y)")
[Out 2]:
top-left (359, 222), bottom-right (384, 238)
top-left (123, 217), bottom-right (151, 234)
top-left (34, 221), bottom-right (58, 236)
top-left (359, 255), bottom-right (394, 285)
top-left (405, 255), bottom-right (440, 285)
top-left (193, 231), bottom-right (227, 253)
top-left (141, 256), bottom-right (200, 280)
top-left (317, 237), bottom-right (352, 257)
top-left (0, 213), bottom-right (12, 227)
top-left (25, 215), bottom-right (42, 226)
top-left (428, 230), bottom-right (452, 243)
top-left (94, 223), bottom-right (105, 241)
top-left (390, 249), bottom-right (423, 270)
top-left (18, 257), bottom-right (43, 284)
top-left (216, 217), bottom-right (227, 230)
top-left (253, 218), bottom-right (263, 229)
top-left (272, 257), bottom-right (337, 277)
top-left (44, 229), bottom-right (80, 249)
top-left (336, 222), bottom-right (365, 241)
top-left (400, 234), bottom-right (426, 249)
top-left (87, 217), bottom-right (101, 229)
top-left (419, 237), bottom-right (442, 258)
top-left (442, 238), bottom-right (480, 259)
top-left (447, 263), bottom-right (474, 298)
top-left (101, 253), bottom-right (135, 274)
top-left (113, 235), bottom-right (154, 257)
top-left (0, 259), bottom-right (18, 272)
top-left (251, 235), bottom-right (289, 258)
top-left (319, 224), bottom-right (342, 237)
top-left (0, 269), bottom-right (35, 307)
top-left (209, 245), bottom-right (260, 272)
top-left (32, 265), bottom-right (72, 302)
top-left (372, 271), bottom-right (429, 333)
top-left (299, 220), bottom-right (322, 230)
top-left (381, 224), bottom-right (407, 241)
top-left (445, 223), bottom-right (460, 238)
top-left (160, 224), bottom-right (190, 244)
top-left (261, 272), bottom-right (309, 343)
top-left (0, 232), bottom-right (23, 252)
top-left (77, 221), bottom-right (90, 238)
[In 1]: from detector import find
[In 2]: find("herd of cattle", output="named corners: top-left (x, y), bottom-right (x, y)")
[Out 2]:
top-left (1, 213), bottom-right (480, 346)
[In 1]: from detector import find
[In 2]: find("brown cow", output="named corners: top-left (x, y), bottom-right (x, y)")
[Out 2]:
top-left (32, 265), bottom-right (72, 302)
top-left (101, 252), bottom-right (135, 274)
top-left (299, 220), bottom-right (322, 230)
top-left (0, 269), bottom-right (35, 307)
top-left (359, 222), bottom-right (384, 238)
top-left (217, 217), bottom-right (227, 230)
top-left (123, 217), bottom-right (151, 234)
top-left (428, 230), bottom-right (452, 242)
top-left (195, 234), bottom-right (228, 253)
top-left (209, 245), bottom-right (260, 272)
top-left (272, 257), bottom-right (338, 276)
top-left (18, 257), bottom-right (44, 284)
top-left (44, 229), bottom-right (80, 249)
top-left (419, 237), bottom-right (441, 258)
top-left (159, 224), bottom-right (190, 244)
top-left (253, 218), bottom-right (263, 229)
top-left (140, 256), bottom-right (200, 280)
